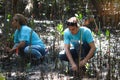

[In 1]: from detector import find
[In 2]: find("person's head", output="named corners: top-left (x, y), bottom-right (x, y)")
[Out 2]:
top-left (12, 13), bottom-right (27, 29)
top-left (66, 17), bottom-right (79, 34)
top-left (83, 17), bottom-right (90, 26)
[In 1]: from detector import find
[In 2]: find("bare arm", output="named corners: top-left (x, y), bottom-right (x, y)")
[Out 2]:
top-left (9, 41), bottom-right (26, 53)
top-left (84, 41), bottom-right (96, 61)
top-left (64, 44), bottom-right (78, 71)
top-left (79, 41), bottom-right (96, 66)
top-left (16, 41), bottom-right (26, 49)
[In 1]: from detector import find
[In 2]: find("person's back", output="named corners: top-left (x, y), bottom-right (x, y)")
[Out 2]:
top-left (14, 25), bottom-right (46, 48)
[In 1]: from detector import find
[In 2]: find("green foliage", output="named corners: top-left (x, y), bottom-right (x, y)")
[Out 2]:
top-left (56, 23), bottom-right (64, 35)
top-left (86, 9), bottom-right (90, 14)
top-left (97, 29), bottom-right (101, 37)
top-left (75, 13), bottom-right (83, 26)
top-left (65, 6), bottom-right (70, 11)
top-left (28, 19), bottom-right (34, 28)
top-left (6, 13), bottom-right (14, 44)
top-left (0, 73), bottom-right (5, 80)
top-left (85, 63), bottom-right (90, 70)
top-left (7, 14), bottom-right (12, 19)
top-left (26, 63), bottom-right (31, 71)
top-left (75, 13), bottom-right (83, 20)
top-left (30, 19), bottom-right (34, 27)
top-left (105, 29), bottom-right (110, 40)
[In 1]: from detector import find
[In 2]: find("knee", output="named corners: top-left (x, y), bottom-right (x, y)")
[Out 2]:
top-left (58, 54), bottom-right (62, 60)
top-left (58, 50), bottom-right (64, 58)
top-left (24, 46), bottom-right (29, 53)
top-left (58, 50), bottom-right (68, 61)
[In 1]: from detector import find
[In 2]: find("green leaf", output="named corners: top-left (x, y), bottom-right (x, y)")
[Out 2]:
top-left (105, 29), bottom-right (110, 39)
top-left (85, 63), bottom-right (90, 69)
top-left (29, 19), bottom-right (34, 28)
top-left (75, 13), bottom-right (83, 20)
top-left (78, 13), bottom-right (82, 19)
top-left (26, 63), bottom-right (31, 69)
top-left (97, 30), bottom-right (101, 36)
top-left (7, 14), bottom-right (12, 19)
top-left (56, 23), bottom-right (64, 35)
top-left (105, 30), bottom-right (110, 37)
top-left (61, 31), bottom-right (64, 35)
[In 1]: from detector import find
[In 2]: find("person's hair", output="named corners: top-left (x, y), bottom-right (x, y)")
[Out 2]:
top-left (83, 17), bottom-right (90, 22)
top-left (13, 13), bottom-right (27, 25)
top-left (66, 17), bottom-right (78, 27)
top-left (66, 21), bottom-right (77, 27)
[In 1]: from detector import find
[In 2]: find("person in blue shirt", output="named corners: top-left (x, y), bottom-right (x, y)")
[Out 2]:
top-left (59, 17), bottom-right (96, 71)
top-left (6, 13), bottom-right (47, 65)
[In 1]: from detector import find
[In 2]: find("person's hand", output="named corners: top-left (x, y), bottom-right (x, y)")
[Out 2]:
top-left (71, 63), bottom-right (78, 71)
top-left (9, 48), bottom-right (16, 53)
top-left (5, 47), bottom-right (16, 53)
top-left (5, 47), bottom-right (11, 53)
top-left (79, 59), bottom-right (87, 67)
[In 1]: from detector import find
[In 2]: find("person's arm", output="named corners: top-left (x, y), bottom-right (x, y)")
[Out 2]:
top-left (9, 41), bottom-right (26, 53)
top-left (79, 41), bottom-right (96, 66)
top-left (64, 44), bottom-right (78, 71)
top-left (95, 26), bottom-right (98, 32)
top-left (84, 42), bottom-right (96, 61)
top-left (16, 41), bottom-right (26, 49)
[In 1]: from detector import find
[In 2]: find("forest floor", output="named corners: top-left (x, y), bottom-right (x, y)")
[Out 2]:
top-left (0, 30), bottom-right (120, 80)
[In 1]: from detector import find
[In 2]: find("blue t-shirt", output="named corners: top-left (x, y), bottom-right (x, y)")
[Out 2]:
top-left (14, 25), bottom-right (46, 48)
top-left (64, 26), bottom-right (94, 48)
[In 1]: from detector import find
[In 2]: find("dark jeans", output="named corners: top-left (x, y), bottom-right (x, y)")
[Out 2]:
top-left (59, 42), bottom-right (91, 61)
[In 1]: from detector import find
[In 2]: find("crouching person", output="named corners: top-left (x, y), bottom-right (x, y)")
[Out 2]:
top-left (58, 17), bottom-right (96, 73)
top-left (6, 13), bottom-right (47, 66)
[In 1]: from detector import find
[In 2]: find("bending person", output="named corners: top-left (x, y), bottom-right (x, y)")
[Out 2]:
top-left (6, 13), bottom-right (47, 65)
top-left (59, 17), bottom-right (96, 71)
